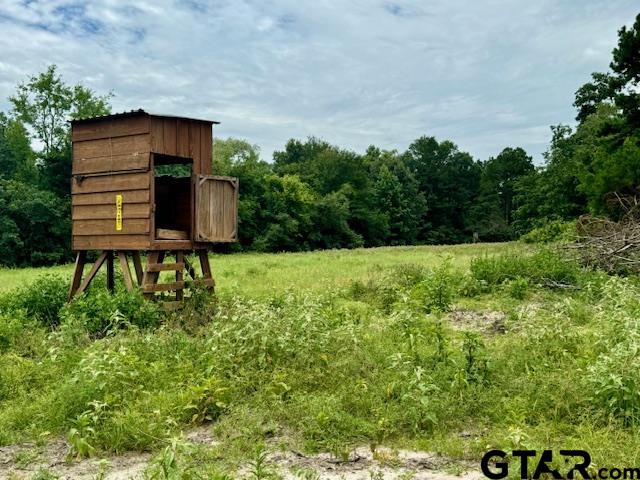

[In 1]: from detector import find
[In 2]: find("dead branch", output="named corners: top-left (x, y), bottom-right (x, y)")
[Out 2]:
top-left (570, 208), bottom-right (640, 274)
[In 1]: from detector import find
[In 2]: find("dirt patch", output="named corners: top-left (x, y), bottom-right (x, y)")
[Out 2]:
top-left (0, 429), bottom-right (480, 480)
top-left (448, 309), bottom-right (507, 334)
top-left (0, 425), bottom-right (217, 480)
top-left (270, 446), bottom-right (482, 479)
top-left (0, 438), bottom-right (150, 480)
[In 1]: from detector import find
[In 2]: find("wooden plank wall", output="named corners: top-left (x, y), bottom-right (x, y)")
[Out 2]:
top-left (71, 170), bottom-right (152, 250)
top-left (71, 115), bottom-right (153, 250)
top-left (150, 117), bottom-right (212, 175)
top-left (72, 115), bottom-right (150, 143)
top-left (72, 115), bottom-right (151, 175)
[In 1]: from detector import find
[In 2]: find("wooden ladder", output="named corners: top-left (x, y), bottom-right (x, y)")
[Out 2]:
top-left (142, 250), bottom-right (215, 309)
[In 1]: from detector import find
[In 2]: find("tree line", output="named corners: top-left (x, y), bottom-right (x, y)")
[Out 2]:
top-left (0, 14), bottom-right (638, 266)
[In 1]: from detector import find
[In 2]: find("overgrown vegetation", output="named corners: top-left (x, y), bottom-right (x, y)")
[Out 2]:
top-left (1, 244), bottom-right (639, 477)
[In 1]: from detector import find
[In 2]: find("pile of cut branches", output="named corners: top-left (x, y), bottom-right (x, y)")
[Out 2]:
top-left (571, 212), bottom-right (640, 274)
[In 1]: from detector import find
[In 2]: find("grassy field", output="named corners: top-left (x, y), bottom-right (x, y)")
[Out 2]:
top-left (1, 242), bottom-right (639, 479)
top-left (0, 243), bottom-right (509, 296)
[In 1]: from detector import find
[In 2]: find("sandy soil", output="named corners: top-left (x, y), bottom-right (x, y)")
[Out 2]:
top-left (0, 427), bottom-right (482, 480)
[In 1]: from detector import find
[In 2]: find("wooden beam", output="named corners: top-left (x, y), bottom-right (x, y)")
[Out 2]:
top-left (146, 262), bottom-right (185, 272)
top-left (197, 250), bottom-right (215, 292)
top-left (76, 251), bottom-right (108, 296)
top-left (143, 281), bottom-right (185, 293)
top-left (156, 228), bottom-right (189, 240)
top-left (131, 251), bottom-right (143, 286)
top-left (142, 251), bottom-right (165, 299)
top-left (183, 256), bottom-right (197, 279)
top-left (68, 251), bottom-right (87, 301)
top-left (118, 251), bottom-right (134, 292)
top-left (176, 251), bottom-right (184, 301)
top-left (107, 251), bottom-right (115, 293)
top-left (198, 250), bottom-right (212, 278)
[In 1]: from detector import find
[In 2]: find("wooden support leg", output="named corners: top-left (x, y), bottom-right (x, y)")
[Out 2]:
top-left (198, 250), bottom-right (215, 292)
top-left (68, 251), bottom-right (87, 301)
top-left (142, 251), bottom-right (165, 299)
top-left (118, 251), bottom-right (135, 292)
top-left (183, 255), bottom-right (197, 280)
top-left (131, 251), bottom-right (144, 286)
top-left (175, 251), bottom-right (184, 301)
top-left (106, 251), bottom-right (115, 293)
top-left (76, 251), bottom-right (108, 297)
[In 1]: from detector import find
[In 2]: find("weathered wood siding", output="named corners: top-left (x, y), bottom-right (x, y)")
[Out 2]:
top-left (71, 170), bottom-right (152, 250)
top-left (71, 115), bottom-right (150, 143)
top-left (150, 117), bottom-right (212, 175)
top-left (73, 134), bottom-right (150, 174)
top-left (71, 115), bottom-right (153, 249)
top-left (195, 176), bottom-right (238, 243)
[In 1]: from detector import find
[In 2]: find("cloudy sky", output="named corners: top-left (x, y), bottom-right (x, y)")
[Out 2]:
top-left (0, 1), bottom-right (637, 163)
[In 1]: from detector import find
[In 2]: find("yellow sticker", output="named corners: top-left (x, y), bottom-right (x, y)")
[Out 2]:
top-left (115, 194), bottom-right (123, 231)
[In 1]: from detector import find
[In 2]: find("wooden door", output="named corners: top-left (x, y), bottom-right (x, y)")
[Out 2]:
top-left (194, 175), bottom-right (238, 242)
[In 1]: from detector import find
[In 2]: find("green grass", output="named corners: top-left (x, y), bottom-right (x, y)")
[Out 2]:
top-left (0, 243), bottom-right (511, 296)
top-left (1, 242), bottom-right (639, 478)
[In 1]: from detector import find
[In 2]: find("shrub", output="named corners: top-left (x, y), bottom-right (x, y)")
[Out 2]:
top-left (347, 277), bottom-right (397, 312)
top-left (507, 276), bottom-right (529, 300)
top-left (411, 260), bottom-right (456, 313)
top-left (347, 264), bottom-right (427, 312)
top-left (586, 345), bottom-right (640, 425)
top-left (0, 311), bottom-right (45, 355)
top-left (520, 219), bottom-right (576, 244)
top-left (470, 248), bottom-right (582, 288)
top-left (390, 263), bottom-right (428, 289)
top-left (0, 274), bottom-right (68, 327)
top-left (60, 289), bottom-right (162, 335)
top-left (584, 277), bottom-right (640, 425)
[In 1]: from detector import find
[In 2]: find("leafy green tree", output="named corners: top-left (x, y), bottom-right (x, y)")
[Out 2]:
top-left (404, 136), bottom-right (481, 243)
top-left (0, 113), bottom-right (35, 181)
top-left (575, 104), bottom-right (640, 216)
top-left (274, 138), bottom-right (387, 246)
top-left (310, 190), bottom-right (363, 249)
top-left (10, 65), bottom-right (111, 155)
top-left (513, 125), bottom-right (588, 233)
top-left (574, 13), bottom-right (640, 130)
top-left (574, 72), bottom-right (618, 124)
top-left (213, 137), bottom-right (262, 174)
top-left (10, 65), bottom-right (111, 197)
top-left (477, 147), bottom-right (534, 231)
top-left (252, 174), bottom-right (316, 252)
top-left (524, 14), bottom-right (640, 222)
top-left (368, 147), bottom-right (425, 245)
top-left (0, 179), bottom-right (70, 266)
top-left (610, 13), bottom-right (640, 128)
top-left (571, 14), bottom-right (640, 216)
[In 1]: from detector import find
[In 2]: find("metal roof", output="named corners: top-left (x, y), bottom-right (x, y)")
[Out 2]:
top-left (70, 109), bottom-right (220, 124)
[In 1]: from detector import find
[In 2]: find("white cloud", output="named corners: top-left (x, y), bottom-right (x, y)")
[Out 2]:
top-left (0, 0), bottom-right (637, 163)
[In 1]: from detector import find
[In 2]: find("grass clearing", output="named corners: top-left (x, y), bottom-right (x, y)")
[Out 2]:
top-left (0, 243), bottom-right (511, 296)
top-left (0, 242), bottom-right (638, 478)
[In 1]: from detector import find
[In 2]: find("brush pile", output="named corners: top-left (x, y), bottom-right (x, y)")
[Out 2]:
top-left (572, 210), bottom-right (640, 274)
